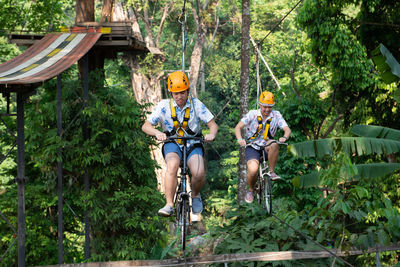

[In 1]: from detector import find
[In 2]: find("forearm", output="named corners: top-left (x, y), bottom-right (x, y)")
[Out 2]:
top-left (234, 122), bottom-right (244, 140)
top-left (142, 121), bottom-right (163, 136)
top-left (205, 119), bottom-right (218, 141)
top-left (208, 121), bottom-right (218, 137)
top-left (282, 127), bottom-right (291, 140)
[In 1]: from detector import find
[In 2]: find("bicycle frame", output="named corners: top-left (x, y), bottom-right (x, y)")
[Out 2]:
top-left (247, 140), bottom-right (287, 214)
top-left (166, 135), bottom-right (203, 253)
top-left (257, 149), bottom-right (273, 213)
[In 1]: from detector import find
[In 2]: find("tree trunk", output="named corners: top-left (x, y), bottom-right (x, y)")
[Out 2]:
top-left (113, 1), bottom-right (166, 192)
top-left (101, 0), bottom-right (114, 22)
top-left (189, 1), bottom-right (208, 97)
top-left (75, 0), bottom-right (95, 23)
top-left (238, 0), bottom-right (250, 204)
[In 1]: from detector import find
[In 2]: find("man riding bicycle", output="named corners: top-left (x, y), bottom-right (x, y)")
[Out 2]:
top-left (234, 91), bottom-right (291, 203)
top-left (142, 71), bottom-right (218, 216)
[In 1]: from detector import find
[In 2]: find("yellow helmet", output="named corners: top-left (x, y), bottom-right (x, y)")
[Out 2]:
top-left (168, 71), bottom-right (190, 92)
top-left (258, 91), bottom-right (275, 106)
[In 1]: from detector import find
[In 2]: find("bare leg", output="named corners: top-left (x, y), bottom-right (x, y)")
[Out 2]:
top-left (266, 141), bottom-right (279, 173)
top-left (164, 153), bottom-right (180, 207)
top-left (187, 154), bottom-right (205, 197)
top-left (247, 159), bottom-right (259, 191)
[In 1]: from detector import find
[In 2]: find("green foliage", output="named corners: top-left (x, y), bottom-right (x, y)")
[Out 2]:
top-left (1, 68), bottom-right (168, 264)
top-left (0, 0), bottom-right (70, 33)
top-left (213, 203), bottom-right (332, 266)
top-left (289, 123), bottom-right (400, 264)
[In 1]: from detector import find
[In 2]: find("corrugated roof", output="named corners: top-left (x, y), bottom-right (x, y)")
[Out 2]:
top-left (0, 32), bottom-right (102, 85)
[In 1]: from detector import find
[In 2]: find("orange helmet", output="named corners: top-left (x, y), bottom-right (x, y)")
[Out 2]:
top-left (168, 71), bottom-right (190, 92)
top-left (258, 91), bottom-right (275, 107)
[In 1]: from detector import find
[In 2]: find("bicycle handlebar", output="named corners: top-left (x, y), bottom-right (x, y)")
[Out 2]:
top-left (245, 139), bottom-right (288, 148)
top-left (165, 135), bottom-right (204, 142)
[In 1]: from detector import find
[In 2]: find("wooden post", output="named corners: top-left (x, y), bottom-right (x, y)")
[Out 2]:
top-left (57, 75), bottom-right (64, 264)
top-left (16, 92), bottom-right (26, 267)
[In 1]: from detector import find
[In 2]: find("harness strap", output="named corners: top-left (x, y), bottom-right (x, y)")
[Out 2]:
top-left (250, 116), bottom-right (272, 140)
top-left (170, 98), bottom-right (194, 144)
top-left (263, 118), bottom-right (273, 140)
top-left (250, 116), bottom-right (263, 140)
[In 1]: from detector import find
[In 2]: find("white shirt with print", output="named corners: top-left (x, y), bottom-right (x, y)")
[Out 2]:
top-left (148, 97), bottom-right (214, 147)
top-left (241, 109), bottom-right (288, 149)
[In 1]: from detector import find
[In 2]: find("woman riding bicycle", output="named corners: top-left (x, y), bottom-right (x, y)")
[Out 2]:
top-left (142, 71), bottom-right (218, 216)
top-left (234, 91), bottom-right (291, 204)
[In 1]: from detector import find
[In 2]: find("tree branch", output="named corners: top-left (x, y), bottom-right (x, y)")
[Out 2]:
top-left (141, 0), bottom-right (155, 47)
top-left (156, 1), bottom-right (174, 47)
top-left (290, 47), bottom-right (301, 98)
top-left (322, 114), bottom-right (344, 139)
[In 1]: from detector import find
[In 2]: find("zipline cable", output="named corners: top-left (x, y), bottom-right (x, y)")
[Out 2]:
top-left (253, 0), bottom-right (303, 96)
top-left (179, 0), bottom-right (188, 72)
top-left (251, 37), bottom-right (282, 92)
top-left (257, 0), bottom-right (304, 47)
top-left (255, 44), bottom-right (261, 109)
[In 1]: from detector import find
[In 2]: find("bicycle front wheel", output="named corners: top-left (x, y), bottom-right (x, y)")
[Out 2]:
top-left (180, 199), bottom-right (190, 252)
top-left (265, 177), bottom-right (273, 214)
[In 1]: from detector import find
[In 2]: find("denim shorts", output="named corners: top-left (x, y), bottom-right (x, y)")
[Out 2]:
top-left (163, 142), bottom-right (203, 161)
top-left (245, 146), bottom-right (267, 162)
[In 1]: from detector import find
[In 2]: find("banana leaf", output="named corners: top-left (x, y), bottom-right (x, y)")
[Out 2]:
top-left (371, 43), bottom-right (400, 84)
top-left (289, 137), bottom-right (400, 158)
top-left (351, 124), bottom-right (400, 140)
top-left (292, 171), bottom-right (319, 188)
top-left (292, 163), bottom-right (400, 188)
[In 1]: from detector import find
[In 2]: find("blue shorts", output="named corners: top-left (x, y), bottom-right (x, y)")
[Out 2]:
top-left (245, 146), bottom-right (268, 162)
top-left (163, 142), bottom-right (203, 161)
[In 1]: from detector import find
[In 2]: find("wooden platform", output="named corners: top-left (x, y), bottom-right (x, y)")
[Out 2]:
top-left (8, 22), bottom-right (161, 54)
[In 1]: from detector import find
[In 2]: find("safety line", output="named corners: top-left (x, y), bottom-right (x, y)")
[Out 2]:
top-left (270, 212), bottom-right (354, 266)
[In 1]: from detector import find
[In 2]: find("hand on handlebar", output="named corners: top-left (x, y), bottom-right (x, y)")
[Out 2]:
top-left (278, 137), bottom-right (288, 143)
top-left (204, 133), bottom-right (216, 142)
top-left (241, 139), bottom-right (288, 148)
top-left (238, 139), bottom-right (246, 147)
top-left (155, 132), bottom-right (167, 141)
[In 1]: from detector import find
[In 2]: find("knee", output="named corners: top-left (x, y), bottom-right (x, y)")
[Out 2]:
top-left (247, 160), bottom-right (259, 174)
top-left (191, 168), bottom-right (205, 180)
top-left (166, 161), bottom-right (179, 176)
top-left (267, 143), bottom-right (279, 153)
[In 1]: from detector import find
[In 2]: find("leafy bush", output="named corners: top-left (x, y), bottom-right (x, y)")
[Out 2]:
top-left (0, 71), bottom-right (168, 265)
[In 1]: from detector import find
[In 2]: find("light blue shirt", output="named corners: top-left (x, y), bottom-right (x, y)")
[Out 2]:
top-left (148, 97), bottom-right (214, 146)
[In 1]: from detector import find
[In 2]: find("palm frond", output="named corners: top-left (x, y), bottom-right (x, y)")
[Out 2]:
top-left (292, 163), bottom-right (400, 188)
top-left (355, 163), bottom-right (400, 180)
top-left (292, 171), bottom-right (319, 188)
top-left (351, 124), bottom-right (400, 140)
top-left (371, 43), bottom-right (400, 84)
top-left (290, 137), bottom-right (400, 158)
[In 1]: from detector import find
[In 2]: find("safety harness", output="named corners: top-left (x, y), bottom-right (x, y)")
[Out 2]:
top-left (169, 97), bottom-right (197, 143)
top-left (250, 116), bottom-right (272, 140)
top-left (162, 97), bottom-right (204, 158)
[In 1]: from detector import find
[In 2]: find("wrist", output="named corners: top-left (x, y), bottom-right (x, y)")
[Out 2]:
top-left (281, 136), bottom-right (288, 140)
top-left (237, 138), bottom-right (244, 141)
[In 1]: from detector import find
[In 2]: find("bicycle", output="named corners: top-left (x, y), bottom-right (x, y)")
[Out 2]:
top-left (164, 135), bottom-right (204, 253)
top-left (247, 140), bottom-right (287, 214)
